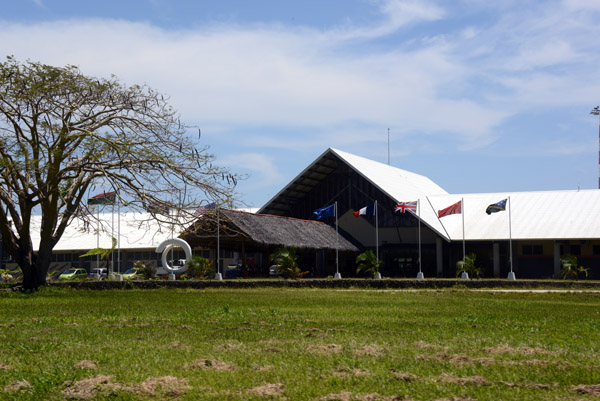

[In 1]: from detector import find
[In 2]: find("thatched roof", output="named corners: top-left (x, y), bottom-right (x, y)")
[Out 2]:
top-left (188, 209), bottom-right (358, 252)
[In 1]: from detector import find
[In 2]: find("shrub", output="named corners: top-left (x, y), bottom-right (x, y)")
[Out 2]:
top-left (186, 256), bottom-right (214, 279)
top-left (456, 253), bottom-right (481, 278)
top-left (270, 247), bottom-right (307, 279)
top-left (134, 261), bottom-right (156, 280)
top-left (356, 249), bottom-right (382, 279)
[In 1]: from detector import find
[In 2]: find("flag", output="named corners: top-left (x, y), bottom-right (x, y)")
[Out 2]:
top-left (486, 198), bottom-right (507, 215)
top-left (438, 200), bottom-right (461, 218)
top-left (146, 201), bottom-right (170, 215)
top-left (194, 202), bottom-right (216, 216)
top-left (88, 191), bottom-right (116, 205)
top-left (395, 201), bottom-right (417, 214)
top-left (313, 204), bottom-right (335, 219)
top-left (353, 203), bottom-right (376, 218)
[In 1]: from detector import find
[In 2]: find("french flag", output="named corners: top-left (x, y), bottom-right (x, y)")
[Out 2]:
top-left (353, 203), bottom-right (376, 218)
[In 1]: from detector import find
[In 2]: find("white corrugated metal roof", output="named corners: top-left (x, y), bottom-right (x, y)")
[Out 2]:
top-left (331, 149), bottom-right (600, 241)
top-left (424, 189), bottom-right (600, 241)
top-left (29, 212), bottom-right (186, 252)
top-left (330, 148), bottom-right (451, 239)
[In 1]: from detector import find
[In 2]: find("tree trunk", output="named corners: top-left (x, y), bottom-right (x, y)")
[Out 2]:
top-left (20, 251), bottom-right (48, 291)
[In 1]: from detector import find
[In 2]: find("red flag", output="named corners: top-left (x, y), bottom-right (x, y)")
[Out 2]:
top-left (438, 200), bottom-right (461, 218)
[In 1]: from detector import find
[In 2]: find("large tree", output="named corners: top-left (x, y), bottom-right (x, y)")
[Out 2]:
top-left (0, 57), bottom-right (237, 290)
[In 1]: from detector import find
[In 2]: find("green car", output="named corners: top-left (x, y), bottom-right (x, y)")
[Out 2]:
top-left (121, 268), bottom-right (139, 280)
top-left (58, 268), bottom-right (88, 280)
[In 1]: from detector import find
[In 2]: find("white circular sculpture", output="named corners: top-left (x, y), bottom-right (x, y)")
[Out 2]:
top-left (155, 238), bottom-right (192, 274)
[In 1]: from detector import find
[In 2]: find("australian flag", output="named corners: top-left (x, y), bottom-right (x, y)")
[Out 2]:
top-left (486, 198), bottom-right (507, 215)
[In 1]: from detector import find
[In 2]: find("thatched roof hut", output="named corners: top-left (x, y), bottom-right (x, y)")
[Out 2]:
top-left (185, 209), bottom-right (358, 252)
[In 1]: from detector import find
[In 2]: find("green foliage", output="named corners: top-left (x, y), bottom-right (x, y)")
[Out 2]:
top-left (0, 57), bottom-right (238, 290)
top-left (80, 238), bottom-right (117, 271)
top-left (560, 254), bottom-right (588, 280)
top-left (456, 253), bottom-right (481, 278)
top-left (270, 246), bottom-right (307, 279)
top-left (185, 255), bottom-right (214, 279)
top-left (0, 267), bottom-right (19, 284)
top-left (133, 260), bottom-right (156, 280)
top-left (355, 249), bottom-right (382, 278)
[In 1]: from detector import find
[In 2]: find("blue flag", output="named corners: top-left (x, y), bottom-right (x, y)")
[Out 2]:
top-left (486, 198), bottom-right (507, 215)
top-left (313, 204), bottom-right (335, 219)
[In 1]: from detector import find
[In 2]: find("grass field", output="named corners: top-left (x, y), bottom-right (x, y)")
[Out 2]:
top-left (1, 287), bottom-right (600, 400)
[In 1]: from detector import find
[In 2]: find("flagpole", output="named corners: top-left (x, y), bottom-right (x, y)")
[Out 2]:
top-left (111, 202), bottom-right (114, 276)
top-left (96, 206), bottom-right (100, 271)
top-left (334, 201), bottom-right (341, 279)
top-left (416, 199), bottom-right (424, 279)
top-left (117, 195), bottom-right (121, 275)
top-left (375, 200), bottom-right (381, 279)
top-left (215, 205), bottom-right (222, 280)
top-left (507, 196), bottom-right (516, 280)
top-left (462, 197), bottom-right (465, 262)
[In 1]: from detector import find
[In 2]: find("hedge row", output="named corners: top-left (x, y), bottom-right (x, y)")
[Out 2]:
top-left (49, 278), bottom-right (600, 291)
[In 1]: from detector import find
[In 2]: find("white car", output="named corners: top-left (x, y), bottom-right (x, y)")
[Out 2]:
top-left (88, 268), bottom-right (108, 279)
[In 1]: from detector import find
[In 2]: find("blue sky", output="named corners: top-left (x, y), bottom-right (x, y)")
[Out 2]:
top-left (2, 0), bottom-right (600, 208)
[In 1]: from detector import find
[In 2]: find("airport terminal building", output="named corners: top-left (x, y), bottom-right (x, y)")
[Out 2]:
top-left (3, 148), bottom-right (600, 279)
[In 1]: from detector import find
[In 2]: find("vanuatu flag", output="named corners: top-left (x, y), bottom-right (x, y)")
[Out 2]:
top-left (88, 192), bottom-right (116, 205)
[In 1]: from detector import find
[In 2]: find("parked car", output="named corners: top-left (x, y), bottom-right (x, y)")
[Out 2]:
top-left (88, 268), bottom-right (108, 280)
top-left (58, 268), bottom-right (88, 280)
top-left (121, 268), bottom-right (139, 280)
top-left (269, 265), bottom-right (280, 276)
top-left (225, 264), bottom-right (241, 279)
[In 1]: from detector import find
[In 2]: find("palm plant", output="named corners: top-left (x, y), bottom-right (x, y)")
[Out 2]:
top-left (270, 246), bottom-right (305, 279)
top-left (356, 249), bottom-right (382, 278)
top-left (186, 256), bottom-right (214, 279)
top-left (560, 254), bottom-right (588, 280)
top-left (80, 237), bottom-right (117, 272)
top-left (456, 253), bottom-right (481, 279)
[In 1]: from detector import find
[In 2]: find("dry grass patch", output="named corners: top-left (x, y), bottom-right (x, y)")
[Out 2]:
top-left (74, 360), bottom-right (97, 369)
top-left (4, 380), bottom-right (32, 393)
top-left (310, 343), bottom-right (344, 353)
top-left (0, 363), bottom-right (12, 370)
top-left (319, 392), bottom-right (407, 401)
top-left (355, 345), bottom-right (383, 357)
top-left (501, 381), bottom-right (559, 390)
top-left (413, 341), bottom-right (449, 351)
top-left (250, 382), bottom-right (285, 397)
top-left (188, 358), bottom-right (236, 371)
top-left (61, 374), bottom-right (191, 399)
top-left (571, 384), bottom-right (600, 396)
top-left (217, 340), bottom-right (244, 350)
top-left (390, 370), bottom-right (418, 381)
top-left (332, 368), bottom-right (371, 378)
top-left (431, 397), bottom-right (477, 401)
top-left (61, 374), bottom-right (119, 400)
top-left (437, 373), bottom-right (490, 386)
top-left (138, 376), bottom-right (191, 397)
top-left (484, 344), bottom-right (553, 356)
top-left (420, 352), bottom-right (493, 365)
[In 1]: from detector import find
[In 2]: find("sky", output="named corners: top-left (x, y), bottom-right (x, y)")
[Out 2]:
top-left (2, 0), bottom-right (600, 208)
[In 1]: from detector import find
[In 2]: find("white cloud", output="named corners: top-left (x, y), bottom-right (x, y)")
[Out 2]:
top-left (220, 153), bottom-right (283, 184)
top-left (1, 0), bottom-right (599, 156)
